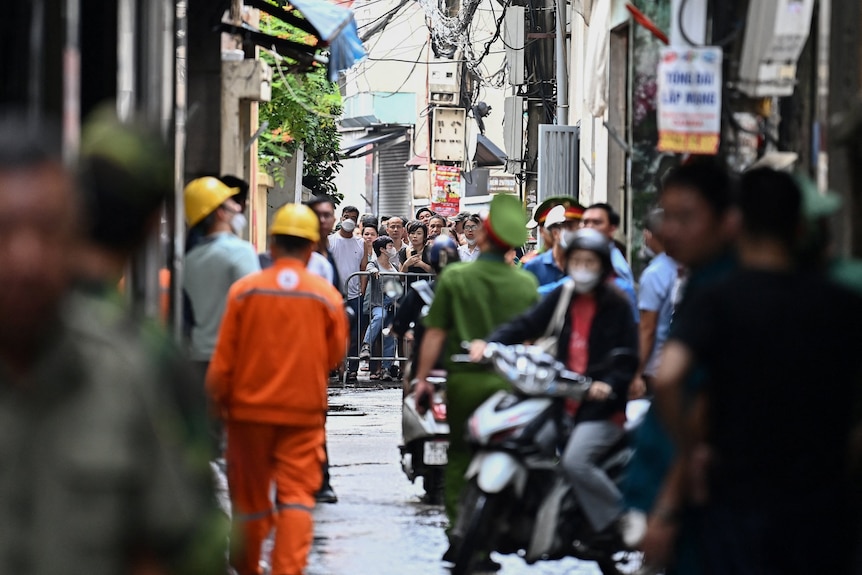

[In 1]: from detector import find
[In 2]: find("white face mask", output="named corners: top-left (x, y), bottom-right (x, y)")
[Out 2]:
top-left (385, 247), bottom-right (397, 258)
top-left (341, 219), bottom-right (357, 233)
top-left (569, 268), bottom-right (601, 293)
top-left (556, 230), bottom-right (568, 250)
top-left (466, 237), bottom-right (478, 247)
top-left (231, 213), bottom-right (248, 235)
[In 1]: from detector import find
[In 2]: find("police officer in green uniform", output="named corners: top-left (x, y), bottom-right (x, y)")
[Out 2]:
top-left (413, 194), bottom-right (539, 566)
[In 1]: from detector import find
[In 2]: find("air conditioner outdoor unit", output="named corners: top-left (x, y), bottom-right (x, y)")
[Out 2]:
top-left (737, 0), bottom-right (815, 97)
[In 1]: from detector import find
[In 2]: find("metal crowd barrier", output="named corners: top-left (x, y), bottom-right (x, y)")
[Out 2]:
top-left (339, 270), bottom-right (435, 386)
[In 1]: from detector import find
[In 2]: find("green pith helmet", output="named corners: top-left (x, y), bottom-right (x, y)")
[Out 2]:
top-left (527, 195), bottom-right (586, 229)
top-left (485, 194), bottom-right (529, 248)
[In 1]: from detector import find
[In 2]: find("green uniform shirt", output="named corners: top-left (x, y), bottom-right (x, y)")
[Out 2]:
top-left (424, 253), bottom-right (539, 373)
top-left (423, 253), bottom-right (539, 525)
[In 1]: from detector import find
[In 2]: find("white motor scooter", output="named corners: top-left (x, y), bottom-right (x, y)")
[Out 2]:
top-left (400, 372), bottom-right (449, 504)
top-left (447, 343), bottom-right (644, 575)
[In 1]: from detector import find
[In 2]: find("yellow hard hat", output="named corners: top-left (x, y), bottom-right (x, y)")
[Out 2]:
top-left (270, 203), bottom-right (320, 243)
top-left (184, 177), bottom-right (239, 226)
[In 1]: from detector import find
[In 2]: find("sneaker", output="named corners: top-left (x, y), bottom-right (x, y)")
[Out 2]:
top-left (315, 486), bottom-right (338, 504)
top-left (359, 343), bottom-right (371, 360)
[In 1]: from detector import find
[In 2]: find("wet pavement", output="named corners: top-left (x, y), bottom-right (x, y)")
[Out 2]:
top-left (306, 386), bottom-right (603, 575)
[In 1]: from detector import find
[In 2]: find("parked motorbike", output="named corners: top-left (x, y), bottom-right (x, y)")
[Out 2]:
top-left (400, 371), bottom-right (449, 504)
top-left (447, 343), bottom-right (642, 575)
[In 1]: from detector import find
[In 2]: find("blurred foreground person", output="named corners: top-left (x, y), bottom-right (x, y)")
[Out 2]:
top-left (622, 159), bottom-right (737, 570)
top-left (207, 204), bottom-right (348, 575)
top-left (75, 111), bottom-right (225, 532)
top-left (650, 168), bottom-right (862, 574)
top-left (0, 118), bottom-right (222, 574)
top-left (413, 194), bottom-right (539, 571)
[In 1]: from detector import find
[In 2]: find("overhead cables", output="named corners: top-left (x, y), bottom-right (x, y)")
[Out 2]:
top-left (359, 0), bottom-right (412, 42)
top-left (375, 38), bottom-right (430, 97)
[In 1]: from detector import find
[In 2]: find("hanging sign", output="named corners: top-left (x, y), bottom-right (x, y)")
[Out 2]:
top-left (430, 164), bottom-right (461, 217)
top-left (657, 47), bottom-right (723, 155)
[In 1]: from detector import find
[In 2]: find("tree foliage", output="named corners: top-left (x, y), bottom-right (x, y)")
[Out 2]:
top-left (258, 11), bottom-right (344, 202)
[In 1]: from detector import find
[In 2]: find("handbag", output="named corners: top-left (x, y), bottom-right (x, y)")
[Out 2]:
top-left (533, 280), bottom-right (575, 356)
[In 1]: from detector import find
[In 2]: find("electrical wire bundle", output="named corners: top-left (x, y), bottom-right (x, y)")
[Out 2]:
top-left (414, 0), bottom-right (484, 60)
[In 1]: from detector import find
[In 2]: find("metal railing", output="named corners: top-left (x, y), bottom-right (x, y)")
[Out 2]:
top-left (340, 270), bottom-right (435, 385)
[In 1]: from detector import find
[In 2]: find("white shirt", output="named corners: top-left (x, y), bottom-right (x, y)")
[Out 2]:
top-left (458, 244), bottom-right (481, 263)
top-left (328, 233), bottom-right (365, 299)
top-left (307, 251), bottom-right (334, 284)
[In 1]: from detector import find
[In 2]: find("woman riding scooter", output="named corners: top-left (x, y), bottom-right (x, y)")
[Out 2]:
top-left (470, 228), bottom-right (637, 539)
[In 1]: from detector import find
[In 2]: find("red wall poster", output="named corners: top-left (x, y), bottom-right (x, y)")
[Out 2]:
top-left (430, 164), bottom-right (461, 217)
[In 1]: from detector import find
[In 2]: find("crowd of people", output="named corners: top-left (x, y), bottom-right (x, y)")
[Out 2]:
top-left (409, 159), bottom-right (862, 575)
top-left (3, 105), bottom-right (862, 575)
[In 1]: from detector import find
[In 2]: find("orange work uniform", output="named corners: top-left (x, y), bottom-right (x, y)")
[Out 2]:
top-left (207, 257), bottom-right (348, 575)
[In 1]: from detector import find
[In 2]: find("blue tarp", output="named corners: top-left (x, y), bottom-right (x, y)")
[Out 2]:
top-left (288, 0), bottom-right (367, 80)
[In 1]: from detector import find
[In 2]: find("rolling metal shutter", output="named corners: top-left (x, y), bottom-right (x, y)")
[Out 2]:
top-left (377, 141), bottom-right (411, 219)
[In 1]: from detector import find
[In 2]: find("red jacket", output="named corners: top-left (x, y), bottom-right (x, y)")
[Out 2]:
top-left (207, 257), bottom-right (348, 427)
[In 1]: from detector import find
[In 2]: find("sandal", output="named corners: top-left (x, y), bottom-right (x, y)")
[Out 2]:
top-left (369, 372), bottom-right (382, 381)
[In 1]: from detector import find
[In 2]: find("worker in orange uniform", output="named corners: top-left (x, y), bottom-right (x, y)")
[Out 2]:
top-left (206, 203), bottom-right (348, 575)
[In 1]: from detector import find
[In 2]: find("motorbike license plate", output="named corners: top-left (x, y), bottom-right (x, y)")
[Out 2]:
top-left (423, 441), bottom-right (449, 466)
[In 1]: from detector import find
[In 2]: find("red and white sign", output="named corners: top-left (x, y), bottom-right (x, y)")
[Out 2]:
top-left (430, 164), bottom-right (461, 217)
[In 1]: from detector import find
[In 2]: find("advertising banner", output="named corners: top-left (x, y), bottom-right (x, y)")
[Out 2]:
top-left (657, 47), bottom-right (722, 154)
top-left (430, 164), bottom-right (461, 217)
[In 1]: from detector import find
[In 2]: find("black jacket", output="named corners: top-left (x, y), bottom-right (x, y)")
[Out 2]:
top-left (392, 281), bottom-right (438, 378)
top-left (486, 282), bottom-right (638, 422)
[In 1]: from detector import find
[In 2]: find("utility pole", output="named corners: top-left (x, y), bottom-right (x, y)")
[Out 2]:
top-left (523, 0), bottom-right (556, 203)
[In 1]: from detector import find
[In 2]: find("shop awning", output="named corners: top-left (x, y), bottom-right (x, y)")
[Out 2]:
top-left (474, 134), bottom-right (507, 167)
top-left (218, 0), bottom-right (366, 80)
top-left (405, 149), bottom-right (429, 171)
top-left (339, 128), bottom-right (409, 159)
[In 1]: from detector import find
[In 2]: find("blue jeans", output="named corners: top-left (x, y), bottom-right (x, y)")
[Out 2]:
top-left (363, 303), bottom-right (395, 369)
top-left (345, 296), bottom-right (366, 372)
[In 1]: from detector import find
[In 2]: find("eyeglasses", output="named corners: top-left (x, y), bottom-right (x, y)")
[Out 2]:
top-left (464, 225), bottom-right (479, 231)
